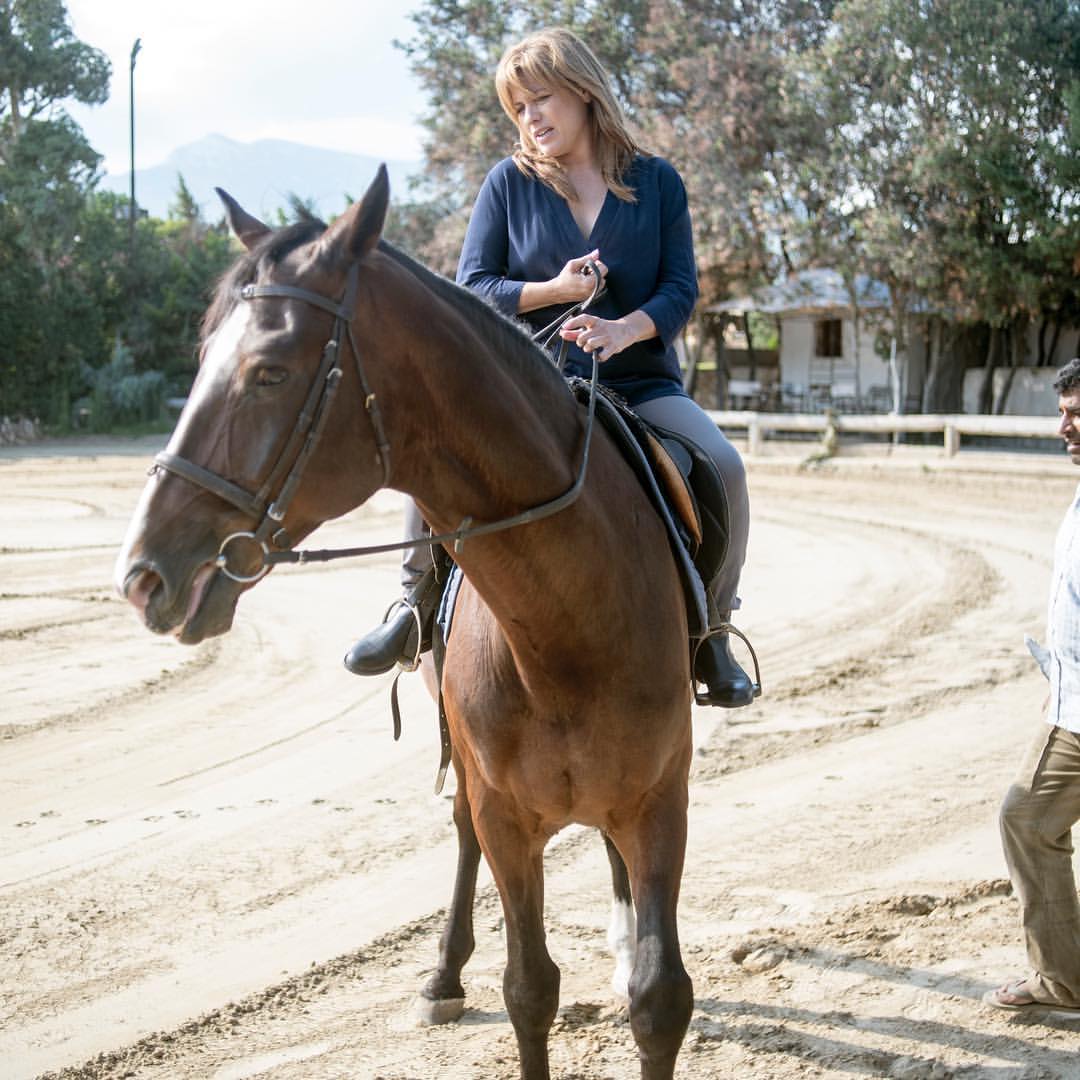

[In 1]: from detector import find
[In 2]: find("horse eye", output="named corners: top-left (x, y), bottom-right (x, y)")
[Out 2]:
top-left (254, 366), bottom-right (288, 387)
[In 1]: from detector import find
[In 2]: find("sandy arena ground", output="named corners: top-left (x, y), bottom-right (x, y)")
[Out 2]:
top-left (3, 434), bottom-right (1080, 1079)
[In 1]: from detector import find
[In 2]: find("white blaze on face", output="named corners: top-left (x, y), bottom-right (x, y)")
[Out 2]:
top-left (166, 302), bottom-right (252, 453)
top-left (114, 304), bottom-right (253, 594)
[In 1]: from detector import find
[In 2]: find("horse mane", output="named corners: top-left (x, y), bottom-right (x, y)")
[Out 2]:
top-left (375, 239), bottom-right (569, 397)
top-left (200, 214), bottom-right (569, 404)
top-left (199, 218), bottom-right (329, 355)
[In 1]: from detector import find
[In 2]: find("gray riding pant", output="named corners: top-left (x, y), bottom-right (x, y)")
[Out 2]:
top-left (400, 392), bottom-right (749, 619)
top-left (400, 497), bottom-right (440, 589)
top-left (633, 392), bottom-right (748, 617)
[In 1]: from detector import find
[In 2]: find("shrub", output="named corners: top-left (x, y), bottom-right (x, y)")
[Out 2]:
top-left (77, 340), bottom-right (167, 431)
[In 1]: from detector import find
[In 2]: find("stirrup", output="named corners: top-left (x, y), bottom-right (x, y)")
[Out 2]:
top-left (691, 621), bottom-right (762, 706)
top-left (385, 596), bottom-right (425, 673)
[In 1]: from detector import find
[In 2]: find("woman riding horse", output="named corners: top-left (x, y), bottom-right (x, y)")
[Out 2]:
top-left (344, 27), bottom-right (753, 709)
top-left (115, 28), bottom-right (749, 1080)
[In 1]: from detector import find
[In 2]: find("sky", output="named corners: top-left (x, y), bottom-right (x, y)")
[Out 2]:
top-left (64, 1), bottom-right (429, 176)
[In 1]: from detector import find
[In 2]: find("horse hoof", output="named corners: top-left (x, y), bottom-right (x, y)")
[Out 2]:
top-left (412, 994), bottom-right (465, 1025)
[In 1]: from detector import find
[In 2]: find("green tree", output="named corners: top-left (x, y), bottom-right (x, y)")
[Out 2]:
top-left (0, 0), bottom-right (109, 264)
top-left (139, 193), bottom-right (233, 386)
top-left (0, 0), bottom-right (109, 139)
top-left (397, 0), bottom-right (651, 270)
top-left (63, 181), bottom-right (235, 424)
top-left (811, 0), bottom-right (1080, 410)
top-left (0, 0), bottom-right (110, 425)
top-left (635, 1), bottom-right (836, 303)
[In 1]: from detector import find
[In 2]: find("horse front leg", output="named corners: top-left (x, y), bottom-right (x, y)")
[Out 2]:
top-left (603, 831), bottom-right (636, 1000)
top-left (475, 797), bottom-right (559, 1080)
top-left (416, 754), bottom-right (480, 1024)
top-left (615, 785), bottom-right (694, 1080)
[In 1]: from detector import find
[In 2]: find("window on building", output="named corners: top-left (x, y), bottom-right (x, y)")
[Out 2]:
top-left (814, 318), bottom-right (843, 358)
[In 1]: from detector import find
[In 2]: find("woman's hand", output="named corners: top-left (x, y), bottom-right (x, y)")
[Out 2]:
top-left (552, 250), bottom-right (608, 303)
top-left (518, 251), bottom-right (608, 313)
top-left (561, 309), bottom-right (657, 362)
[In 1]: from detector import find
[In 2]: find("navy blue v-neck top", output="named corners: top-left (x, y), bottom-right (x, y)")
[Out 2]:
top-left (456, 154), bottom-right (699, 407)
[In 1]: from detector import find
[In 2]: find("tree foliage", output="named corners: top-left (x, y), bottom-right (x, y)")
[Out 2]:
top-left (396, 0), bottom-right (1080, 409)
top-left (0, 0), bottom-right (108, 261)
top-left (4, 0), bottom-right (1079, 425)
top-left (813, 0), bottom-right (1080, 408)
top-left (0, 2), bottom-right (235, 429)
top-left (0, 0), bottom-right (109, 138)
top-left (634, 1), bottom-right (837, 300)
top-left (1, 0), bottom-right (109, 424)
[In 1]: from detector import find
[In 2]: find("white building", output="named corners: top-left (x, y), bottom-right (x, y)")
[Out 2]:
top-left (713, 269), bottom-right (898, 412)
top-left (714, 268), bottom-right (1080, 414)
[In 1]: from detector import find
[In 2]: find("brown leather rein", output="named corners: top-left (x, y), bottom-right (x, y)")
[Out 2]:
top-left (150, 259), bottom-right (603, 584)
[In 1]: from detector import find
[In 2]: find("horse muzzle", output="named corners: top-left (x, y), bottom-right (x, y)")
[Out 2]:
top-left (119, 558), bottom-right (239, 644)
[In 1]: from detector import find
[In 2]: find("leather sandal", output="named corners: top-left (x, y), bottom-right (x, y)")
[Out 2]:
top-left (982, 978), bottom-right (1080, 1013)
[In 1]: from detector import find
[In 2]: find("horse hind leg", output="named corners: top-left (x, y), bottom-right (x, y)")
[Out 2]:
top-left (603, 831), bottom-right (636, 1001)
top-left (415, 759), bottom-right (480, 1025)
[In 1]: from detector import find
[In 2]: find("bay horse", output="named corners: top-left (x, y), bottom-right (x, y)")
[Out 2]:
top-left (115, 166), bottom-right (694, 1080)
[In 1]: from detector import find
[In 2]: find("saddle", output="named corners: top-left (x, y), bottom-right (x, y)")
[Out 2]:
top-left (422, 380), bottom-right (736, 792)
top-left (565, 378), bottom-right (728, 639)
top-left (436, 381), bottom-right (729, 646)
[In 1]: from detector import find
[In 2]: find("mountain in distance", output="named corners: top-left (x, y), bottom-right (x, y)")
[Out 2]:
top-left (99, 133), bottom-right (423, 222)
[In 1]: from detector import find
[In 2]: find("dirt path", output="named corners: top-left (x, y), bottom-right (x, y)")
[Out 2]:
top-left (3, 436), bottom-right (1079, 1079)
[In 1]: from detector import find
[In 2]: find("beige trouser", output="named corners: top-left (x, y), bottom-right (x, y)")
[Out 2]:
top-left (999, 720), bottom-right (1080, 1006)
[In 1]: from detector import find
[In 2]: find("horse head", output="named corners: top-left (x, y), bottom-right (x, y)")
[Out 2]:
top-left (115, 167), bottom-right (392, 644)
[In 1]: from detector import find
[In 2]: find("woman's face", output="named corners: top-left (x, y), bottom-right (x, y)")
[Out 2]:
top-left (510, 82), bottom-right (592, 164)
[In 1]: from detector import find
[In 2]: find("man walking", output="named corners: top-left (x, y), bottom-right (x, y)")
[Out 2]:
top-left (984, 357), bottom-right (1080, 1014)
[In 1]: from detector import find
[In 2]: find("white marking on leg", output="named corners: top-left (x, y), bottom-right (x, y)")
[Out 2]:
top-left (607, 897), bottom-right (636, 1001)
top-left (411, 994), bottom-right (465, 1026)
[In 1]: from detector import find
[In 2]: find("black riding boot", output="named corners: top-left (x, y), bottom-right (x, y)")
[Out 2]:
top-left (343, 562), bottom-right (445, 676)
top-left (694, 627), bottom-right (755, 708)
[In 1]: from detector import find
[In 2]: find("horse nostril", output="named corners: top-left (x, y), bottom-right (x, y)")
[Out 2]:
top-left (124, 566), bottom-right (163, 620)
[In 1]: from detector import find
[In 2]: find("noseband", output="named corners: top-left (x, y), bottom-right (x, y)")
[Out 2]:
top-left (149, 258), bottom-right (603, 583)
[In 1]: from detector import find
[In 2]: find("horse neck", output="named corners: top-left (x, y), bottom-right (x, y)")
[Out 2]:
top-left (361, 262), bottom-right (636, 662)
top-left (365, 266), bottom-right (583, 527)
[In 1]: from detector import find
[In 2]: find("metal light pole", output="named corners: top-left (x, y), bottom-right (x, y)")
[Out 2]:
top-left (128, 38), bottom-right (142, 266)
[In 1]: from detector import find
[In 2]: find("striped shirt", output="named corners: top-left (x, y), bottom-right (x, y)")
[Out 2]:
top-left (1043, 482), bottom-right (1080, 733)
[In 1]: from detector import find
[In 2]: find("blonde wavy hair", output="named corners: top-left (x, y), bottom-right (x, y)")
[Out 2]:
top-left (495, 27), bottom-right (644, 203)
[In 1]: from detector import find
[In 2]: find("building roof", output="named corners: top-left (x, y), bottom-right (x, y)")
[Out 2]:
top-left (710, 268), bottom-right (892, 316)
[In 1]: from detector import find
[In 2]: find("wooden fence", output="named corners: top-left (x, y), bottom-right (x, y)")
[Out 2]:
top-left (705, 410), bottom-right (1059, 456)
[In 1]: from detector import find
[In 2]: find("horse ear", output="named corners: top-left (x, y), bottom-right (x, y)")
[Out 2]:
top-left (215, 188), bottom-right (271, 251)
top-left (320, 164), bottom-right (389, 266)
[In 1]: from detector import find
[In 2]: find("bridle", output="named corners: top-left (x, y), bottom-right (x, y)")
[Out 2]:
top-left (151, 261), bottom-right (387, 582)
top-left (150, 256), bottom-right (603, 584)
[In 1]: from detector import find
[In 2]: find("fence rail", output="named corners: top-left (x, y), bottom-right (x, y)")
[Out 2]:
top-left (705, 410), bottom-right (1059, 456)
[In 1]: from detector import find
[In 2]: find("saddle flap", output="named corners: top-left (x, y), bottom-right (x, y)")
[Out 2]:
top-left (564, 378), bottom-right (710, 636)
top-left (650, 423), bottom-right (730, 596)
top-left (644, 432), bottom-right (702, 548)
